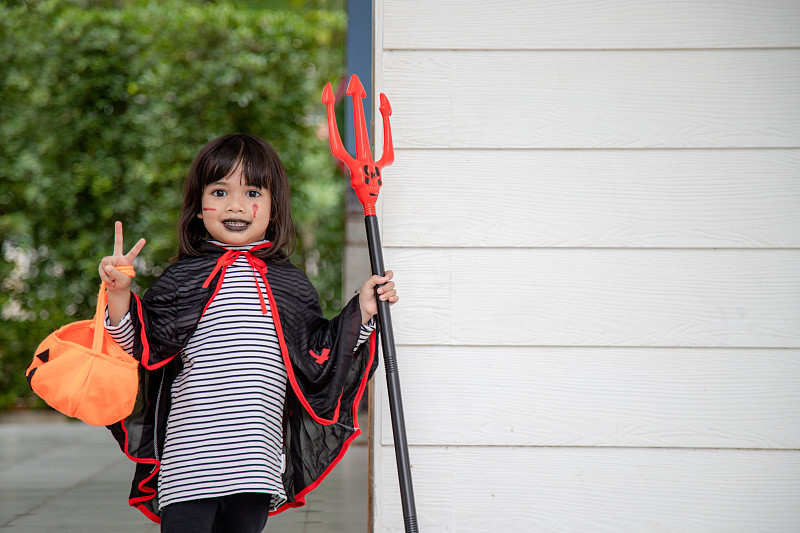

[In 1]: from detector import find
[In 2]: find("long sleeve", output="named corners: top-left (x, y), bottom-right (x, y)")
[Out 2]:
top-left (105, 309), bottom-right (135, 354)
top-left (355, 318), bottom-right (376, 351)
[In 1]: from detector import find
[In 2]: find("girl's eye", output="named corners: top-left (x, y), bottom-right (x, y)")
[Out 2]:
top-left (210, 189), bottom-right (226, 197)
top-left (246, 190), bottom-right (262, 198)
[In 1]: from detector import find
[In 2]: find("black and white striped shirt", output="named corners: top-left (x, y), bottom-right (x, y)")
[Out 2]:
top-left (107, 241), bottom-right (373, 510)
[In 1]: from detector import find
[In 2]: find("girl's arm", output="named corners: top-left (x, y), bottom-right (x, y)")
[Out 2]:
top-left (98, 221), bottom-right (146, 326)
top-left (358, 270), bottom-right (398, 325)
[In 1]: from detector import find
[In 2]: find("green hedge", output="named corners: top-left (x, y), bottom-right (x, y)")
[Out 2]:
top-left (0, 0), bottom-right (346, 410)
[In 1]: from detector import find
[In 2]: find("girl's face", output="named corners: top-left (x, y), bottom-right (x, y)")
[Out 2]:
top-left (197, 166), bottom-right (271, 246)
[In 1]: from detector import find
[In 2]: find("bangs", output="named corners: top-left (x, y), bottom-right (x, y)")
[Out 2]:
top-left (178, 132), bottom-right (295, 261)
top-left (239, 145), bottom-right (274, 190)
top-left (199, 135), bottom-right (275, 191)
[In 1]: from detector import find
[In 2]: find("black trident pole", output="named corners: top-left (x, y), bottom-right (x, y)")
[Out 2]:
top-left (323, 75), bottom-right (419, 533)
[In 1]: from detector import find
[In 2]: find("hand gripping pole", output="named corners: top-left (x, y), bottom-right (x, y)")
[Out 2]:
top-left (323, 75), bottom-right (418, 533)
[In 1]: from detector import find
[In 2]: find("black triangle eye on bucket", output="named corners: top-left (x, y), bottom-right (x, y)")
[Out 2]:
top-left (26, 269), bottom-right (139, 426)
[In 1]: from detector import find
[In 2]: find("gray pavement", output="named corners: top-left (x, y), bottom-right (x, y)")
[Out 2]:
top-left (0, 411), bottom-right (369, 532)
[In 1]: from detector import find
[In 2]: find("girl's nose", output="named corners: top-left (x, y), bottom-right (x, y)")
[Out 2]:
top-left (226, 198), bottom-right (246, 212)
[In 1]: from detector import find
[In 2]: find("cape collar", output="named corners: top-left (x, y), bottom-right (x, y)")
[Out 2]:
top-left (203, 239), bottom-right (272, 253)
top-left (200, 240), bottom-right (274, 315)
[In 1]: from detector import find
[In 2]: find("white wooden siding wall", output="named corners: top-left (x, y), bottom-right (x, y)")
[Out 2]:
top-left (371, 1), bottom-right (800, 531)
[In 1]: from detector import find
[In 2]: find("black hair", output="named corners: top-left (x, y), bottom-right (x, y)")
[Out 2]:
top-left (177, 133), bottom-right (295, 260)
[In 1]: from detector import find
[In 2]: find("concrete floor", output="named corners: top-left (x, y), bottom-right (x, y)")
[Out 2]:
top-left (0, 411), bottom-right (369, 532)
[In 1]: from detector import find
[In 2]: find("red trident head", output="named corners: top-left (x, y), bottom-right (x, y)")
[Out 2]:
top-left (322, 74), bottom-right (394, 216)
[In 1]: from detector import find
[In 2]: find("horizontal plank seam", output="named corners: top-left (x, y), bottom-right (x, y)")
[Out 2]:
top-left (378, 444), bottom-right (800, 451)
top-left (395, 344), bottom-right (800, 349)
top-left (383, 46), bottom-right (800, 53)
top-left (389, 146), bottom-right (800, 152)
top-left (383, 246), bottom-right (800, 251)
top-left (394, 344), bottom-right (800, 350)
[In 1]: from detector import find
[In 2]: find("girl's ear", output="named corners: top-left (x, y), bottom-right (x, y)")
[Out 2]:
top-left (197, 212), bottom-right (203, 219)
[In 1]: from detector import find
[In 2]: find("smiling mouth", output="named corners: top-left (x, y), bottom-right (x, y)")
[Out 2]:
top-left (222, 220), bottom-right (250, 231)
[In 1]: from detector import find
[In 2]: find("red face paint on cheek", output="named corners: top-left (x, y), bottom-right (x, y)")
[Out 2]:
top-left (252, 204), bottom-right (259, 218)
top-left (203, 208), bottom-right (216, 212)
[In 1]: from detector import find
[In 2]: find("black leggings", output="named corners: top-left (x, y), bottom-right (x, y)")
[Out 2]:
top-left (160, 493), bottom-right (272, 533)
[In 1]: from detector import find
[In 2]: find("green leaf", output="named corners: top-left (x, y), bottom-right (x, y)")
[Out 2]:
top-left (0, 0), bottom-right (346, 410)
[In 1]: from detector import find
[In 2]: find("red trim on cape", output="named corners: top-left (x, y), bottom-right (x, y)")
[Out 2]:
top-left (200, 266), bottom-right (227, 319)
top-left (125, 293), bottom-right (171, 523)
top-left (263, 277), bottom-right (342, 425)
top-left (133, 293), bottom-right (174, 371)
top-left (134, 503), bottom-right (161, 524)
top-left (120, 418), bottom-right (162, 523)
top-left (200, 242), bottom-right (274, 318)
top-left (200, 242), bottom-right (347, 425)
top-left (270, 329), bottom-right (377, 516)
top-left (122, 243), bottom-right (374, 522)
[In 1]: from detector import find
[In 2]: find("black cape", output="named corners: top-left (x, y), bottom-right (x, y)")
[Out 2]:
top-left (107, 242), bottom-right (378, 522)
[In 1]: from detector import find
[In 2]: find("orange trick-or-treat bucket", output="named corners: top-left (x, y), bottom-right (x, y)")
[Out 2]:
top-left (26, 267), bottom-right (139, 426)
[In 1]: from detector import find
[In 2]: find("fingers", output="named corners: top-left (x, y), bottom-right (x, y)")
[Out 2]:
top-left (368, 270), bottom-right (398, 304)
top-left (113, 221), bottom-right (124, 257)
top-left (98, 258), bottom-right (114, 283)
top-left (111, 220), bottom-right (146, 261)
top-left (365, 269), bottom-right (393, 288)
top-left (113, 221), bottom-right (146, 259)
top-left (376, 281), bottom-right (398, 304)
top-left (99, 261), bottom-right (132, 289)
top-left (125, 237), bottom-right (147, 262)
top-left (102, 221), bottom-right (144, 287)
top-left (358, 269), bottom-right (399, 324)
top-left (103, 264), bottom-right (121, 285)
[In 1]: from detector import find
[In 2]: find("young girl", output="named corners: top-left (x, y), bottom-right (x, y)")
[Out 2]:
top-left (98, 133), bottom-right (397, 532)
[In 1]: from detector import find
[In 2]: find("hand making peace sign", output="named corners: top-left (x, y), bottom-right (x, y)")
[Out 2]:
top-left (98, 221), bottom-right (146, 293)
